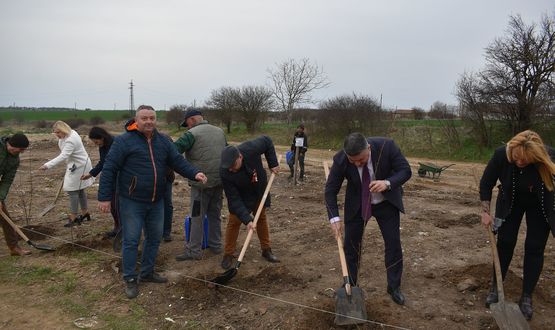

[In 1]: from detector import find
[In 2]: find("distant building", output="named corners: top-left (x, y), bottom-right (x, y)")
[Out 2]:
top-left (393, 109), bottom-right (416, 119)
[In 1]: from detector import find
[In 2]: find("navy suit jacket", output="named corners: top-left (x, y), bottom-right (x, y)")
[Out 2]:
top-left (325, 137), bottom-right (412, 222)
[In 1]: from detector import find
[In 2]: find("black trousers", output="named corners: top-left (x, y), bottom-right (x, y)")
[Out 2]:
top-left (496, 199), bottom-right (550, 295)
top-left (344, 200), bottom-right (403, 288)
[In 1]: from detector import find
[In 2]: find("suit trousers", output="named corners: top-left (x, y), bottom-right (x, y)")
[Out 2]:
top-left (344, 200), bottom-right (403, 288)
top-left (224, 207), bottom-right (271, 256)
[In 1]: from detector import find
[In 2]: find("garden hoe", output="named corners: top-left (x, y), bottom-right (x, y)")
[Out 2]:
top-left (487, 227), bottom-right (529, 330)
top-left (38, 176), bottom-right (64, 217)
top-left (0, 209), bottom-right (55, 251)
top-left (209, 158), bottom-right (279, 287)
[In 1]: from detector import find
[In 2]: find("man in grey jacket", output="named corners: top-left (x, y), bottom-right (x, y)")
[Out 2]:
top-left (175, 109), bottom-right (227, 260)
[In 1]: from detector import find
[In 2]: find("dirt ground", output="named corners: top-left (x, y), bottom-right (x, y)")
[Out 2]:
top-left (0, 129), bottom-right (553, 329)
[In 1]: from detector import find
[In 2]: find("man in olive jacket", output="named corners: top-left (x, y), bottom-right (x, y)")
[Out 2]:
top-left (174, 108), bottom-right (227, 261)
top-left (0, 133), bottom-right (31, 256)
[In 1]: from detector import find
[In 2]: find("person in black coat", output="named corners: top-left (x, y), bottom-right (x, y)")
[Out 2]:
top-left (480, 130), bottom-right (555, 320)
top-left (325, 133), bottom-right (412, 305)
top-left (219, 135), bottom-right (280, 270)
top-left (287, 124), bottom-right (308, 180)
top-left (81, 127), bottom-right (119, 237)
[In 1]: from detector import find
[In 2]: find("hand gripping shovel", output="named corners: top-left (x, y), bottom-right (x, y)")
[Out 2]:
top-left (38, 177), bottom-right (64, 217)
top-left (210, 167), bottom-right (278, 287)
top-left (0, 209), bottom-right (55, 251)
top-left (487, 227), bottom-right (529, 330)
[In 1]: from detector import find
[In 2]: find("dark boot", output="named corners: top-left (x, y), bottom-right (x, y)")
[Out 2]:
top-left (485, 285), bottom-right (498, 307)
top-left (387, 286), bottom-right (406, 305)
top-left (261, 248), bottom-right (280, 263)
top-left (221, 254), bottom-right (233, 270)
top-left (518, 294), bottom-right (533, 320)
top-left (125, 278), bottom-right (139, 299)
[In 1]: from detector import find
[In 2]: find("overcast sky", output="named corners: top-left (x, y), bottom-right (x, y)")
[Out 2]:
top-left (0, 1), bottom-right (552, 110)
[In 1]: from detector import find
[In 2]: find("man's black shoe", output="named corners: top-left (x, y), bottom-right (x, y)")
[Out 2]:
top-left (485, 285), bottom-right (498, 307)
top-left (125, 278), bottom-right (139, 299)
top-left (387, 286), bottom-right (405, 305)
top-left (262, 248), bottom-right (280, 263)
top-left (139, 272), bottom-right (168, 284)
top-left (221, 255), bottom-right (233, 270)
top-left (519, 294), bottom-right (533, 320)
top-left (175, 252), bottom-right (201, 261)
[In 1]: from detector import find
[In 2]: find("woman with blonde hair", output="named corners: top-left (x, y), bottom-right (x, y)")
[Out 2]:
top-left (40, 121), bottom-right (95, 227)
top-left (480, 130), bottom-right (555, 320)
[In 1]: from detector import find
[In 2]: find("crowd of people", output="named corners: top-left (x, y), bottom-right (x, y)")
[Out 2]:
top-left (0, 106), bottom-right (553, 322)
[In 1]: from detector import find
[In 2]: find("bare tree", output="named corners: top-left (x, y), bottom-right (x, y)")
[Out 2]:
top-left (318, 93), bottom-right (385, 136)
top-left (480, 13), bottom-right (555, 134)
top-left (232, 86), bottom-right (274, 133)
top-left (167, 104), bottom-right (187, 128)
top-left (456, 72), bottom-right (493, 146)
top-left (411, 107), bottom-right (426, 120)
top-left (206, 87), bottom-right (237, 133)
top-left (268, 58), bottom-right (330, 123)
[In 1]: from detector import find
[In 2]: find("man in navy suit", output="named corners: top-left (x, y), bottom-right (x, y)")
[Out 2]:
top-left (325, 133), bottom-right (412, 305)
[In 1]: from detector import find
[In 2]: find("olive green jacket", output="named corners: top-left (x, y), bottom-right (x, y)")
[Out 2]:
top-left (0, 137), bottom-right (21, 201)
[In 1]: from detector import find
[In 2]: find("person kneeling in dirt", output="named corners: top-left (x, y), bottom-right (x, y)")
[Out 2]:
top-left (0, 133), bottom-right (31, 256)
top-left (325, 133), bottom-right (412, 305)
top-left (97, 105), bottom-right (207, 299)
top-left (480, 130), bottom-right (555, 320)
top-left (219, 136), bottom-right (280, 270)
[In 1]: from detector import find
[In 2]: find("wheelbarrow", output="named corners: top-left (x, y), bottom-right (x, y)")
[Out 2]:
top-left (417, 162), bottom-right (455, 179)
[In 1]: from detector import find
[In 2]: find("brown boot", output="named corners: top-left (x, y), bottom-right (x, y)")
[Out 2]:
top-left (10, 244), bottom-right (31, 256)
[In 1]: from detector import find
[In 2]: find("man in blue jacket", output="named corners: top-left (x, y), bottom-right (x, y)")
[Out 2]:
top-left (98, 105), bottom-right (207, 299)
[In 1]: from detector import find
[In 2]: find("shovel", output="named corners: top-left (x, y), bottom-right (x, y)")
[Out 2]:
top-left (323, 161), bottom-right (368, 325)
top-left (487, 227), bottom-right (529, 330)
top-left (0, 209), bottom-right (56, 251)
top-left (334, 233), bottom-right (368, 325)
top-left (209, 167), bottom-right (278, 287)
top-left (38, 177), bottom-right (64, 217)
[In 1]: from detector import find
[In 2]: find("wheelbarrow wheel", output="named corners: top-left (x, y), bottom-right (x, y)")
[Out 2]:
top-left (418, 168), bottom-right (427, 177)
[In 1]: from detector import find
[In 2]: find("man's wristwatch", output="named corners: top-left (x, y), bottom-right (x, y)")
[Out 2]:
top-left (384, 180), bottom-right (391, 191)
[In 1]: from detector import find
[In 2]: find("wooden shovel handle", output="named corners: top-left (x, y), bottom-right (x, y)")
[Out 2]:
top-left (0, 208), bottom-right (31, 242)
top-left (488, 227), bottom-right (505, 301)
top-left (323, 160), bottom-right (352, 295)
top-left (236, 155), bottom-right (281, 264)
top-left (53, 177), bottom-right (64, 202)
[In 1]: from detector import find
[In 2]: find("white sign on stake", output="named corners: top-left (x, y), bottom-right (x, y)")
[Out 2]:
top-left (295, 137), bottom-right (304, 147)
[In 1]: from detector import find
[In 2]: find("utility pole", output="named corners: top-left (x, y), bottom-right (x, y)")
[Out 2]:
top-left (129, 80), bottom-right (135, 112)
top-left (379, 94), bottom-right (383, 109)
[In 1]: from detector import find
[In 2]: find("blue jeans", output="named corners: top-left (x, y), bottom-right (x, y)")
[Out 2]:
top-left (119, 196), bottom-right (164, 281)
top-left (163, 182), bottom-right (174, 238)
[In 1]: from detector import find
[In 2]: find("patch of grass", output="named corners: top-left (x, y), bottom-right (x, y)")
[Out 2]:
top-left (57, 297), bottom-right (89, 315)
top-left (47, 272), bottom-right (78, 294)
top-left (101, 304), bottom-right (148, 330)
top-left (0, 262), bottom-right (56, 285)
top-left (69, 250), bottom-right (105, 267)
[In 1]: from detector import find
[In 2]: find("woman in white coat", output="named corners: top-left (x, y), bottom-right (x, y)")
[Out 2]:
top-left (40, 121), bottom-right (95, 227)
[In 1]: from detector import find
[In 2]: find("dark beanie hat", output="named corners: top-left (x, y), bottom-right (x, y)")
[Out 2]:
top-left (180, 108), bottom-right (203, 127)
top-left (8, 133), bottom-right (29, 148)
top-left (220, 145), bottom-right (240, 169)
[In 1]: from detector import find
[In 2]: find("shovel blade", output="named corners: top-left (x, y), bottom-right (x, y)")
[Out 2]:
top-left (29, 241), bottom-right (56, 251)
top-left (490, 301), bottom-right (530, 330)
top-left (334, 286), bottom-right (367, 325)
top-left (210, 268), bottom-right (238, 286)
